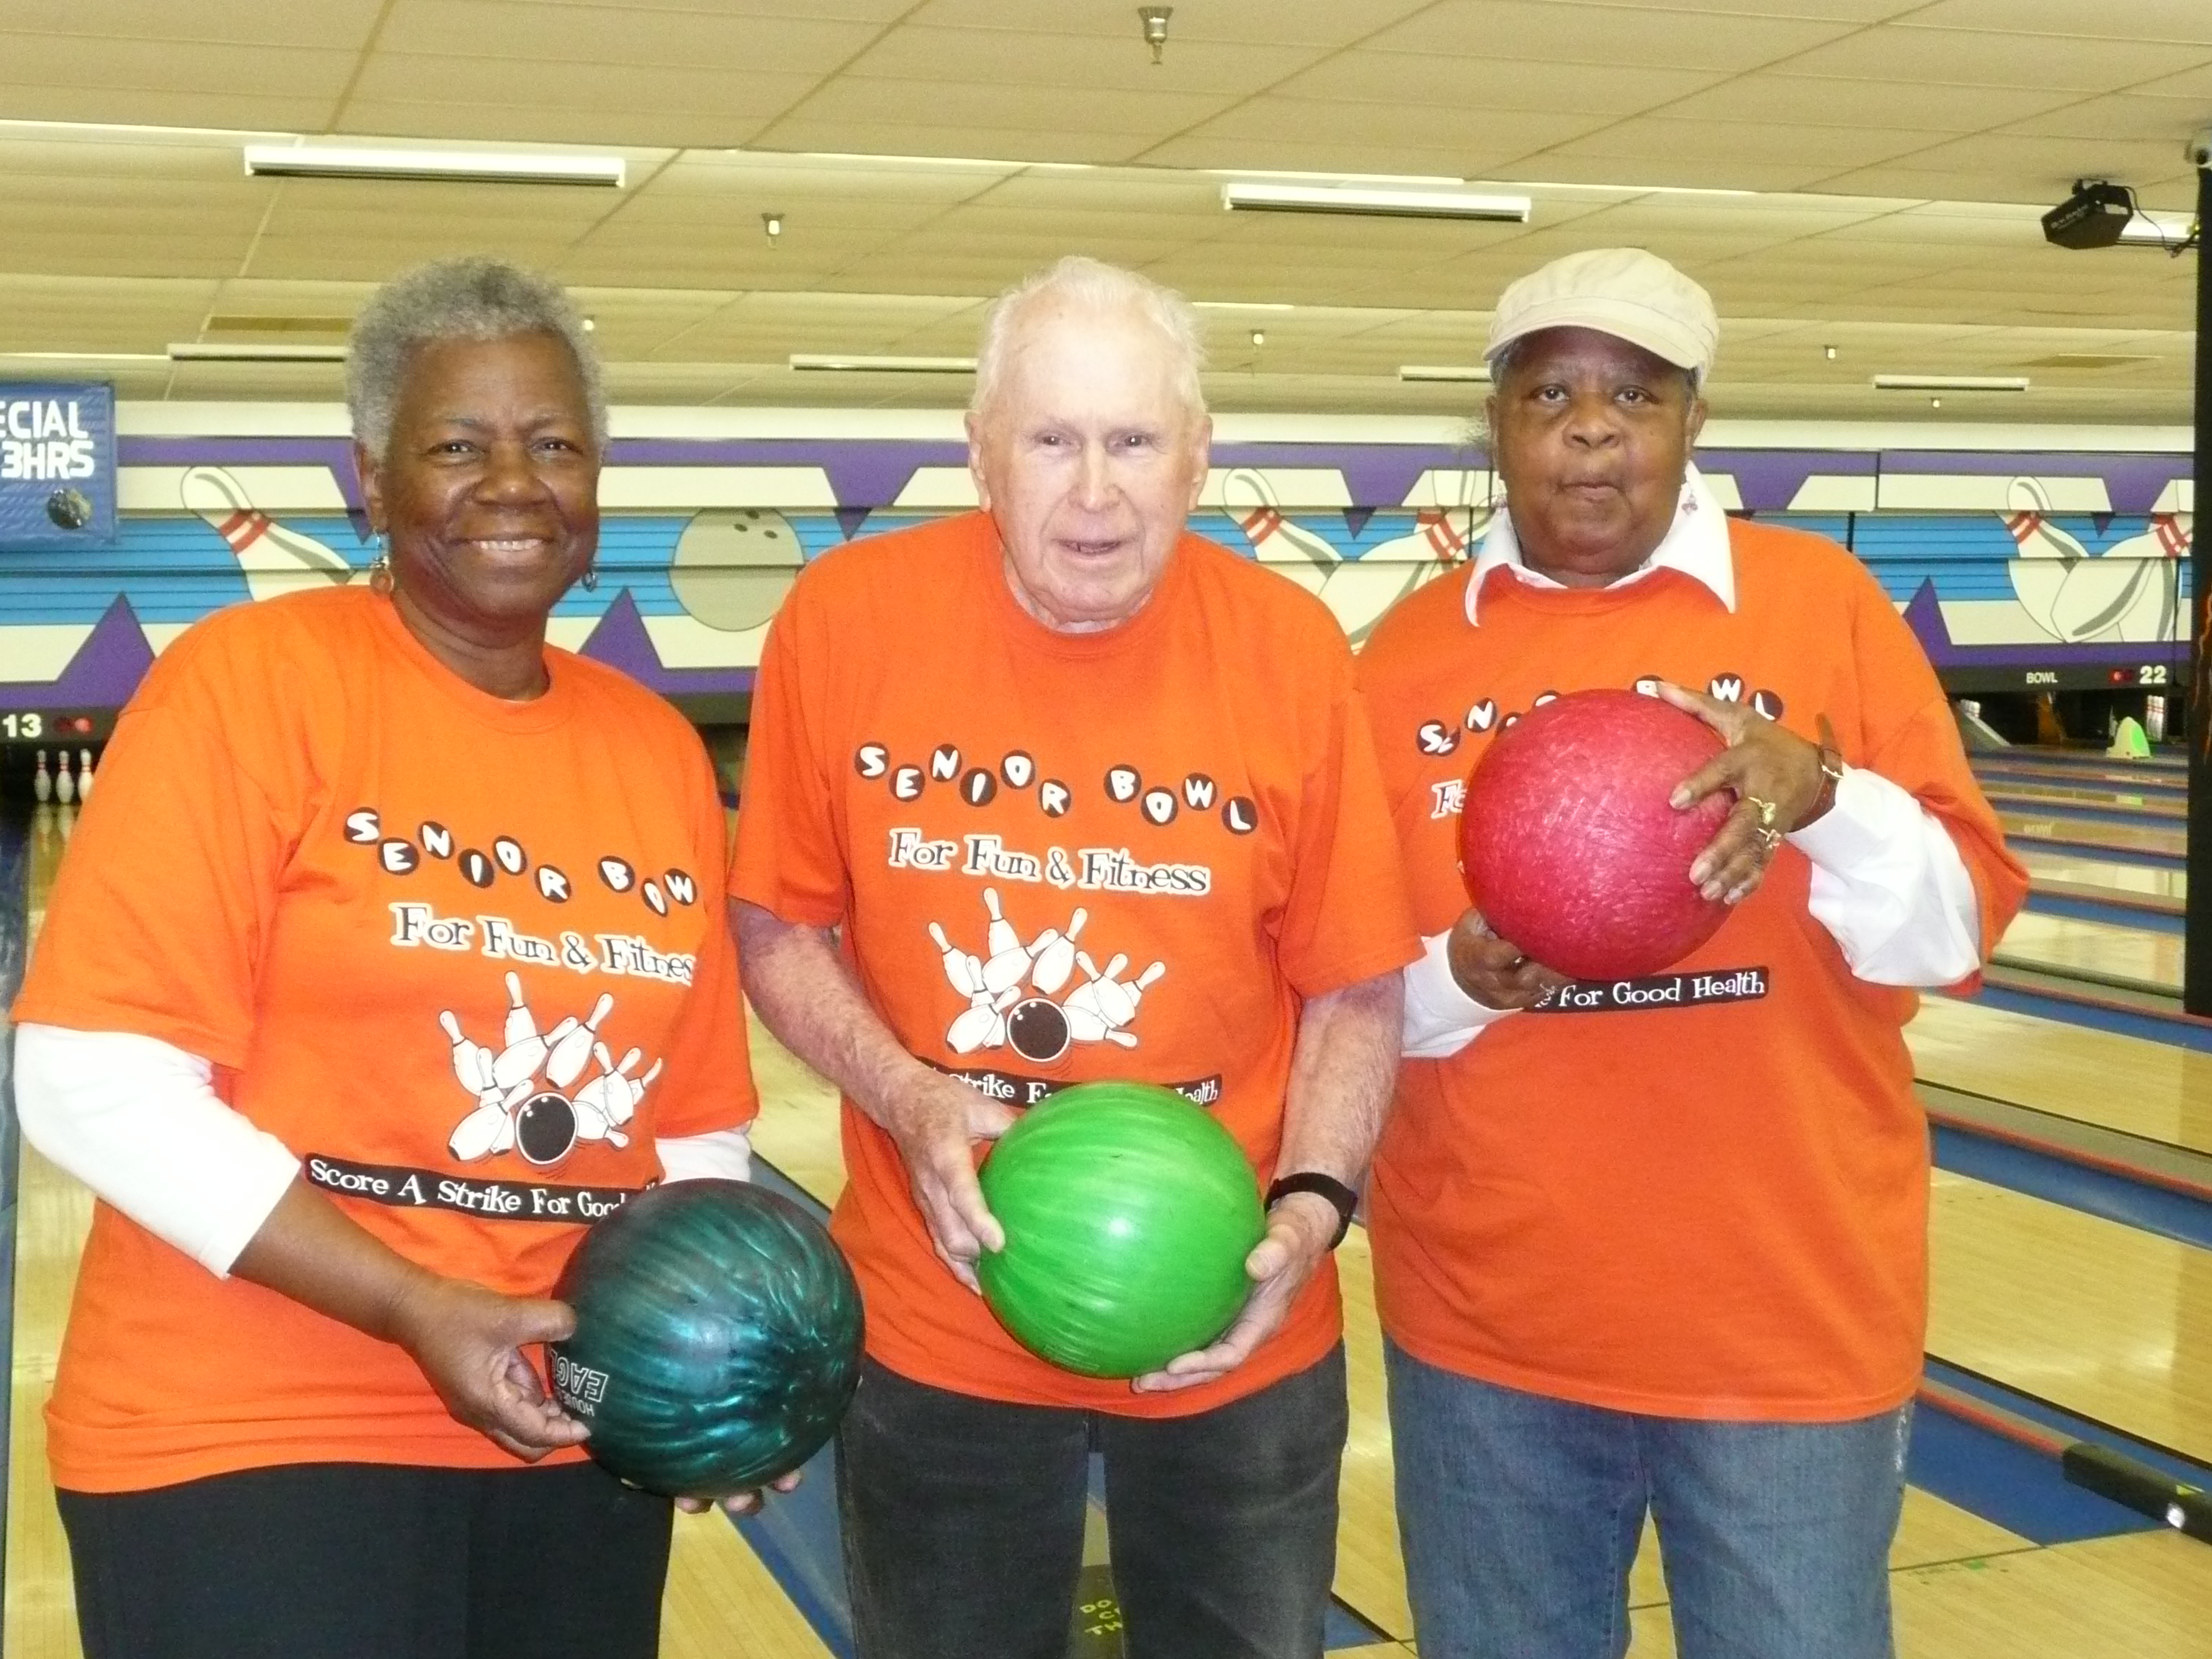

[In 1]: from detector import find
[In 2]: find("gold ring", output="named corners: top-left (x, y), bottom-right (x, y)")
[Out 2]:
top-left (1755, 825), bottom-right (1784, 857)
top-left (1744, 795), bottom-right (1779, 829)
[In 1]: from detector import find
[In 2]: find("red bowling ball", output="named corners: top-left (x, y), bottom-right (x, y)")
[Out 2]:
top-left (1457, 688), bottom-right (1734, 980)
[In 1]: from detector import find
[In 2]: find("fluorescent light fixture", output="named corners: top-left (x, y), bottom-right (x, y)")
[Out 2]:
top-left (1400, 364), bottom-right (1493, 383)
top-left (243, 144), bottom-right (625, 187)
top-left (2118, 212), bottom-right (2197, 246)
top-left (1195, 300), bottom-right (1295, 313)
top-left (168, 341), bottom-right (349, 362)
top-left (1223, 181), bottom-right (1530, 222)
top-left (788, 354), bottom-right (976, 374)
top-left (1871, 374), bottom-right (2028, 392)
top-left (0, 351), bottom-right (167, 363)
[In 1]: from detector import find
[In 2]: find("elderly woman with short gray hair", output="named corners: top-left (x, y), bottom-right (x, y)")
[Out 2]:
top-left (14, 258), bottom-right (761, 1659)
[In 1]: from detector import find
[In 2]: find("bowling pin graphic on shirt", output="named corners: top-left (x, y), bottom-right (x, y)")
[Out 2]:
top-left (442, 982), bottom-right (657, 1166)
top-left (927, 896), bottom-right (1165, 1059)
top-left (182, 465), bottom-right (356, 604)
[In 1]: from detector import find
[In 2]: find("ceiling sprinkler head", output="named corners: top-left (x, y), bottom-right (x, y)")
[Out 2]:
top-left (1139, 6), bottom-right (1172, 66)
top-left (763, 212), bottom-right (783, 243)
top-left (1250, 328), bottom-right (1266, 346)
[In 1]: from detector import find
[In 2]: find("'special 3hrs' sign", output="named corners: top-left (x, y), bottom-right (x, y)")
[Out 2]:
top-left (0, 382), bottom-right (116, 547)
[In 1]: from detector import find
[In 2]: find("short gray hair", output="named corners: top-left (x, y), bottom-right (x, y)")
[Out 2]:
top-left (347, 258), bottom-right (606, 459)
top-left (971, 256), bottom-right (1206, 422)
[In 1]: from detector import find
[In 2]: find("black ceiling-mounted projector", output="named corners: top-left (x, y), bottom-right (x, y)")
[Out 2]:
top-left (2041, 180), bottom-right (2136, 249)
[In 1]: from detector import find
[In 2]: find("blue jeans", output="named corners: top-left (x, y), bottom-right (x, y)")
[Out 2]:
top-left (1384, 1339), bottom-right (1908, 1659)
top-left (839, 1347), bottom-right (1347, 1659)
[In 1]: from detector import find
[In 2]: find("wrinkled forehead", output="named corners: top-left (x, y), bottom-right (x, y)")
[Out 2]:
top-left (983, 299), bottom-right (1199, 429)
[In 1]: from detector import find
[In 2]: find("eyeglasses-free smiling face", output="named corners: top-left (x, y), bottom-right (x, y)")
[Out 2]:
top-left (968, 300), bottom-right (1211, 634)
top-left (1486, 325), bottom-right (1707, 590)
top-left (360, 331), bottom-right (600, 657)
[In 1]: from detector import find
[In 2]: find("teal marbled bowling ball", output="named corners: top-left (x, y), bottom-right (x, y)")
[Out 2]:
top-left (549, 1180), bottom-right (863, 1498)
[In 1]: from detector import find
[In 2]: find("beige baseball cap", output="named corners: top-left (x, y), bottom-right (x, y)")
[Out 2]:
top-left (1485, 247), bottom-right (1718, 385)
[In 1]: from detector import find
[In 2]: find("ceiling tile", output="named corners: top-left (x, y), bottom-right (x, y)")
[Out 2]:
top-left (1776, 25), bottom-right (2205, 90)
top-left (1897, 0), bottom-right (2212, 45)
top-left (1362, 1), bottom-right (1862, 71)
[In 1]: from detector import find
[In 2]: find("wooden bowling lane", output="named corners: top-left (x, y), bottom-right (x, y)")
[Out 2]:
top-left (1992, 910), bottom-right (2180, 997)
top-left (1985, 785), bottom-right (2184, 823)
top-left (1629, 1533), bottom-right (2212, 1658)
top-left (1974, 747), bottom-right (2187, 774)
top-left (1975, 761), bottom-right (2188, 796)
top-left (1928, 1169), bottom-right (2212, 1467)
top-left (2000, 812), bottom-right (2182, 863)
top-left (6, 1145), bottom-right (89, 1659)
top-left (661, 1509), bottom-right (831, 1659)
top-left (1909, 996), bottom-right (2212, 1158)
top-left (2015, 848), bottom-right (2184, 910)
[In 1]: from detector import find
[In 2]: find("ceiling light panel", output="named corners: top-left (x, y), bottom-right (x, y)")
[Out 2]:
top-left (1222, 182), bottom-right (1530, 222)
top-left (243, 145), bottom-right (626, 188)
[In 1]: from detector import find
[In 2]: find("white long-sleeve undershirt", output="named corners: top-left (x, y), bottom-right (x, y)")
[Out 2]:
top-left (1402, 765), bottom-right (1984, 1060)
top-left (13, 1023), bottom-right (752, 1278)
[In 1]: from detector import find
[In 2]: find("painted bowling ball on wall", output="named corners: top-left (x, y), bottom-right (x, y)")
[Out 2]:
top-left (549, 1179), bottom-right (863, 1498)
top-left (1457, 688), bottom-right (1732, 981)
top-left (978, 1081), bottom-right (1266, 1379)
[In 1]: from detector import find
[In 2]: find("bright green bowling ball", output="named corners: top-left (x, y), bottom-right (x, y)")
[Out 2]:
top-left (977, 1081), bottom-right (1266, 1378)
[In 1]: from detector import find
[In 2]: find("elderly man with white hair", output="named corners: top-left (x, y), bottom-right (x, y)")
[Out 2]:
top-left (1357, 248), bottom-right (2028, 1659)
top-left (730, 255), bottom-right (1416, 1659)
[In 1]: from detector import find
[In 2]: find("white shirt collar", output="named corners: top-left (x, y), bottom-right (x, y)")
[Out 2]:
top-left (1465, 462), bottom-right (1735, 625)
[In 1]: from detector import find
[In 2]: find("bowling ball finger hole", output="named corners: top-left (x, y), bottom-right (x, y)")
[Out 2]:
top-left (516, 1092), bottom-right (577, 1165)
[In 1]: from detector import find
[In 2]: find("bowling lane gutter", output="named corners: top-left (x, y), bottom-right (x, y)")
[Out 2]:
top-left (2018, 885), bottom-right (2182, 931)
top-left (1982, 791), bottom-right (2186, 827)
top-left (0, 803), bottom-right (31, 1602)
top-left (1921, 1082), bottom-right (2212, 1254)
top-left (2003, 827), bottom-right (2182, 870)
top-left (1915, 1359), bottom-right (2212, 1547)
top-left (1958, 970), bottom-right (2212, 1053)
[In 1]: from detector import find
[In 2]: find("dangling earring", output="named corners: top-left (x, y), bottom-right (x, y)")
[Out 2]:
top-left (580, 561), bottom-right (599, 593)
top-left (368, 532), bottom-right (394, 595)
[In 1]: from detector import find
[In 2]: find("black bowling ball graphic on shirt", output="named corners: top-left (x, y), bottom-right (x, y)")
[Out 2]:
top-left (441, 974), bottom-right (660, 1166)
top-left (930, 888), bottom-right (1165, 1065)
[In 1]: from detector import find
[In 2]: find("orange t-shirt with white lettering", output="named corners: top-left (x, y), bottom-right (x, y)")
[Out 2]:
top-left (15, 587), bottom-right (756, 1493)
top-left (729, 511), bottom-right (1418, 1416)
top-left (1356, 519), bottom-right (2027, 1420)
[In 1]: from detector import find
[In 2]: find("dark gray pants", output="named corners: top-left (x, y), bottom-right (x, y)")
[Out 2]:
top-left (838, 1346), bottom-right (1349, 1659)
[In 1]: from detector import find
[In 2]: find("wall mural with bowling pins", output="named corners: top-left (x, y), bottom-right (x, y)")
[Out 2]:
top-left (0, 421), bottom-right (2192, 725)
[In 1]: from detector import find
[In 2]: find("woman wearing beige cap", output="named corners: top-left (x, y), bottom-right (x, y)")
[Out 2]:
top-left (1357, 246), bottom-right (2028, 1658)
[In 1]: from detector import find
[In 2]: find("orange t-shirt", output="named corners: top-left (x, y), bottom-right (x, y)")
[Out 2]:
top-left (14, 587), bottom-right (756, 1492)
top-left (729, 511), bottom-right (1418, 1416)
top-left (1356, 519), bottom-right (2027, 1421)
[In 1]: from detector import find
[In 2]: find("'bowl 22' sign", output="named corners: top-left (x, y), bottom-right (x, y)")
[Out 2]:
top-left (0, 382), bottom-right (116, 547)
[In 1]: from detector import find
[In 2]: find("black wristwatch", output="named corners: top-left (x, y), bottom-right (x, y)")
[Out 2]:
top-left (1265, 1172), bottom-right (1360, 1249)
